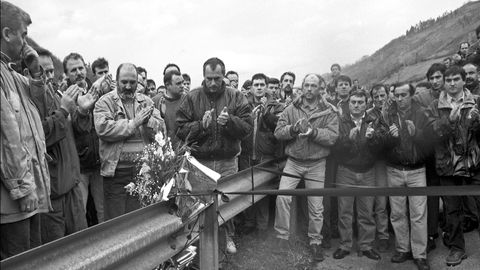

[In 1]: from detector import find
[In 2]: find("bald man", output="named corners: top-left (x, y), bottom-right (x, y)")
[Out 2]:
top-left (94, 63), bottom-right (165, 220)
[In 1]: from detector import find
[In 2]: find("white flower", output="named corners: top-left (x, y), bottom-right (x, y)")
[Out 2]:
top-left (154, 146), bottom-right (164, 158)
top-left (124, 182), bottom-right (136, 194)
top-left (155, 132), bottom-right (166, 147)
top-left (139, 163), bottom-right (151, 176)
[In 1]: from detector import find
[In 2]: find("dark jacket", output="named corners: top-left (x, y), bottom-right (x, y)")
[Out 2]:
top-left (153, 93), bottom-right (185, 144)
top-left (176, 82), bottom-right (253, 160)
top-left (425, 90), bottom-right (480, 178)
top-left (382, 100), bottom-right (431, 168)
top-left (334, 113), bottom-right (387, 172)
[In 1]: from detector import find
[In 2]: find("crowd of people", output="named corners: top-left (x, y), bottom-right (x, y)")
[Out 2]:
top-left (2, 2), bottom-right (480, 269)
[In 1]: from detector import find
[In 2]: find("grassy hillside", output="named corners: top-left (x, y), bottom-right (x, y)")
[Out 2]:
top-left (338, 1), bottom-right (480, 86)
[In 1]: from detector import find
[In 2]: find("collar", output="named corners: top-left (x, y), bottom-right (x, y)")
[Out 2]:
top-left (0, 51), bottom-right (12, 64)
top-left (446, 91), bottom-right (464, 104)
top-left (202, 80), bottom-right (226, 98)
top-left (301, 97), bottom-right (319, 111)
top-left (350, 112), bottom-right (366, 121)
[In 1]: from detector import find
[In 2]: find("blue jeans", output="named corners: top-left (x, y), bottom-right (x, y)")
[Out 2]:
top-left (337, 165), bottom-right (376, 251)
top-left (275, 158), bottom-right (325, 245)
top-left (387, 166), bottom-right (427, 259)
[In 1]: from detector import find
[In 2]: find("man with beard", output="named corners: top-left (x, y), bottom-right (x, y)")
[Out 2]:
top-left (226, 70), bottom-right (239, 90)
top-left (1, 1), bottom-right (51, 258)
top-left (176, 57), bottom-right (252, 255)
top-left (94, 63), bottom-right (165, 220)
top-left (29, 51), bottom-right (97, 242)
top-left (153, 70), bottom-right (184, 143)
top-left (463, 63), bottom-right (479, 95)
top-left (273, 74), bottom-right (339, 262)
top-left (279, 71), bottom-right (296, 106)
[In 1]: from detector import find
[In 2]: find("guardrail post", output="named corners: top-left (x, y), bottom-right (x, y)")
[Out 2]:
top-left (200, 194), bottom-right (219, 270)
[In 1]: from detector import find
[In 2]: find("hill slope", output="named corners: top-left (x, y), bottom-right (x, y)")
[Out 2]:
top-left (339, 1), bottom-right (480, 86)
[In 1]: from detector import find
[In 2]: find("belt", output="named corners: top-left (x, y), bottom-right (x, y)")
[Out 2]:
top-left (387, 163), bottom-right (424, 171)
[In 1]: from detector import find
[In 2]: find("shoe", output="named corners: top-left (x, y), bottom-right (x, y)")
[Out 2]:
top-left (391, 251), bottom-right (413, 263)
top-left (445, 248), bottom-right (467, 266)
top-left (359, 249), bottom-right (381, 260)
top-left (321, 239), bottom-right (332, 249)
top-left (310, 244), bottom-right (325, 262)
top-left (442, 232), bottom-right (449, 248)
top-left (413, 258), bottom-right (430, 270)
top-left (225, 235), bottom-right (237, 254)
top-left (426, 236), bottom-right (436, 253)
top-left (377, 239), bottom-right (389, 253)
top-left (333, 248), bottom-right (350, 259)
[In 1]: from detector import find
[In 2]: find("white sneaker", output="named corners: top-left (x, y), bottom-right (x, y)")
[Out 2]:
top-left (226, 235), bottom-right (237, 254)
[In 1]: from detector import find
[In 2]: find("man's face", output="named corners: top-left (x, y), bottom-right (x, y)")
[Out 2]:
top-left (443, 59), bottom-right (451, 68)
top-left (147, 82), bottom-right (157, 96)
top-left (463, 64), bottom-right (478, 86)
top-left (182, 80), bottom-right (191, 92)
top-left (331, 66), bottom-right (340, 78)
top-left (3, 22), bottom-right (28, 60)
top-left (349, 95), bottom-right (367, 116)
top-left (139, 71), bottom-right (147, 86)
top-left (167, 74), bottom-right (184, 98)
top-left (428, 71), bottom-right (444, 91)
top-left (460, 43), bottom-right (469, 56)
top-left (281, 74), bottom-right (294, 92)
top-left (226, 74), bottom-right (239, 89)
top-left (94, 66), bottom-right (109, 81)
top-left (393, 85), bottom-right (412, 110)
top-left (445, 74), bottom-right (465, 96)
top-left (372, 88), bottom-right (387, 109)
top-left (267, 83), bottom-right (279, 96)
top-left (117, 66), bottom-right (137, 97)
top-left (38, 55), bottom-right (55, 83)
top-left (251, 79), bottom-right (266, 98)
top-left (204, 64), bottom-right (224, 93)
top-left (302, 75), bottom-right (321, 101)
top-left (336, 80), bottom-right (351, 99)
top-left (66, 58), bottom-right (87, 87)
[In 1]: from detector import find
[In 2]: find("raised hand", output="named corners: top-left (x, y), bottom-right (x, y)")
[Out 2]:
top-left (134, 105), bottom-right (154, 127)
top-left (77, 90), bottom-right (99, 114)
top-left (449, 105), bottom-right (461, 122)
top-left (21, 44), bottom-right (41, 78)
top-left (202, 108), bottom-right (214, 129)
top-left (293, 118), bottom-right (308, 134)
top-left (349, 126), bottom-right (361, 140)
top-left (389, 123), bottom-right (399, 138)
top-left (217, 107), bottom-right (229, 126)
top-left (299, 124), bottom-right (314, 138)
top-left (405, 120), bottom-right (416, 136)
top-left (365, 122), bottom-right (375, 138)
top-left (61, 85), bottom-right (81, 115)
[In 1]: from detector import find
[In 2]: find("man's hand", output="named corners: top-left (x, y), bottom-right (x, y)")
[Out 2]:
top-left (61, 85), bottom-right (81, 115)
top-left (77, 90), bottom-right (99, 114)
top-left (468, 106), bottom-right (479, 120)
top-left (449, 106), bottom-right (461, 122)
top-left (365, 122), bottom-right (374, 138)
top-left (285, 96), bottom-right (292, 107)
top-left (405, 120), bottom-right (416, 136)
top-left (21, 44), bottom-right (42, 78)
top-left (19, 192), bottom-right (38, 212)
top-left (299, 124), bottom-right (314, 138)
top-left (260, 96), bottom-right (267, 105)
top-left (389, 124), bottom-right (399, 138)
top-left (217, 107), bottom-right (229, 126)
top-left (202, 108), bottom-right (214, 129)
top-left (293, 118), bottom-right (308, 134)
top-left (134, 106), bottom-right (154, 127)
top-left (349, 126), bottom-right (361, 140)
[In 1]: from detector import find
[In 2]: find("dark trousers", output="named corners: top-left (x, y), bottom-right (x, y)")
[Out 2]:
top-left (321, 156), bottom-right (338, 241)
top-left (440, 176), bottom-right (480, 251)
top-left (1, 214), bottom-right (41, 259)
top-left (426, 159), bottom-right (440, 238)
top-left (103, 167), bottom-right (141, 221)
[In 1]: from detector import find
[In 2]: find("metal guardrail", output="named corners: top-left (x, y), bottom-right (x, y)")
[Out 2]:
top-left (0, 159), bottom-right (285, 270)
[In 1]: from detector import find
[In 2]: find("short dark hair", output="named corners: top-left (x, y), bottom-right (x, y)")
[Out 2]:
top-left (36, 47), bottom-right (52, 58)
top-left (226, 70), bottom-right (238, 77)
top-left (203, 57), bottom-right (225, 76)
top-left (242, 80), bottom-right (252, 89)
top-left (251, 73), bottom-right (268, 84)
top-left (163, 70), bottom-right (182, 85)
top-left (426, 63), bottom-right (447, 80)
top-left (63, 52), bottom-right (85, 74)
top-left (415, 82), bottom-right (432, 89)
top-left (116, 63), bottom-right (137, 81)
top-left (370, 84), bottom-right (388, 98)
top-left (443, 57), bottom-right (452, 62)
top-left (445, 65), bottom-right (466, 81)
top-left (268, 77), bottom-right (279, 84)
top-left (330, 63), bottom-right (341, 71)
top-left (0, 1), bottom-right (32, 41)
top-left (393, 82), bottom-right (415, 96)
top-left (163, 63), bottom-right (180, 75)
top-left (91, 57), bottom-right (109, 74)
top-left (136, 66), bottom-right (147, 77)
top-left (146, 79), bottom-right (156, 87)
top-left (335, 75), bottom-right (352, 87)
top-left (280, 72), bottom-right (296, 83)
top-left (349, 89), bottom-right (368, 102)
top-left (182, 73), bottom-right (191, 82)
top-left (459, 42), bottom-right (470, 49)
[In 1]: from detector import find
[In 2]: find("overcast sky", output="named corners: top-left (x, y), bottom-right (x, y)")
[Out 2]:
top-left (11, 0), bottom-right (466, 87)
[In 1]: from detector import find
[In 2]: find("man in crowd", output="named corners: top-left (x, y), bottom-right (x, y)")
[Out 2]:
top-left (241, 79), bottom-right (252, 96)
top-left (326, 63), bottom-right (341, 102)
top-left (91, 57), bottom-right (109, 81)
top-left (278, 71), bottom-right (296, 105)
top-left (136, 66), bottom-right (147, 93)
top-left (414, 63), bottom-right (445, 108)
top-left (226, 70), bottom-right (239, 90)
top-left (367, 84), bottom-right (390, 252)
top-left (463, 63), bottom-right (479, 95)
top-left (163, 63), bottom-right (181, 75)
top-left (333, 90), bottom-right (384, 261)
top-left (384, 83), bottom-right (430, 270)
top-left (94, 63), bottom-right (165, 220)
top-left (182, 73), bottom-right (191, 92)
top-left (443, 57), bottom-right (452, 69)
top-left (146, 79), bottom-right (157, 98)
top-left (458, 42), bottom-right (470, 65)
top-left (267, 77), bottom-right (280, 99)
top-left (176, 57), bottom-right (252, 255)
top-left (273, 73), bottom-right (339, 262)
top-left (153, 70), bottom-right (184, 142)
top-left (426, 65), bottom-right (480, 267)
top-left (334, 75), bottom-right (353, 116)
top-left (240, 73), bottom-right (283, 236)
top-left (1, 1), bottom-right (51, 258)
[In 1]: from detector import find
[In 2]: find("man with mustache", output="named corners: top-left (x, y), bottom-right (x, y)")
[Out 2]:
top-left (279, 71), bottom-right (296, 107)
top-left (94, 63), bottom-right (164, 220)
top-left (463, 63), bottom-right (479, 95)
